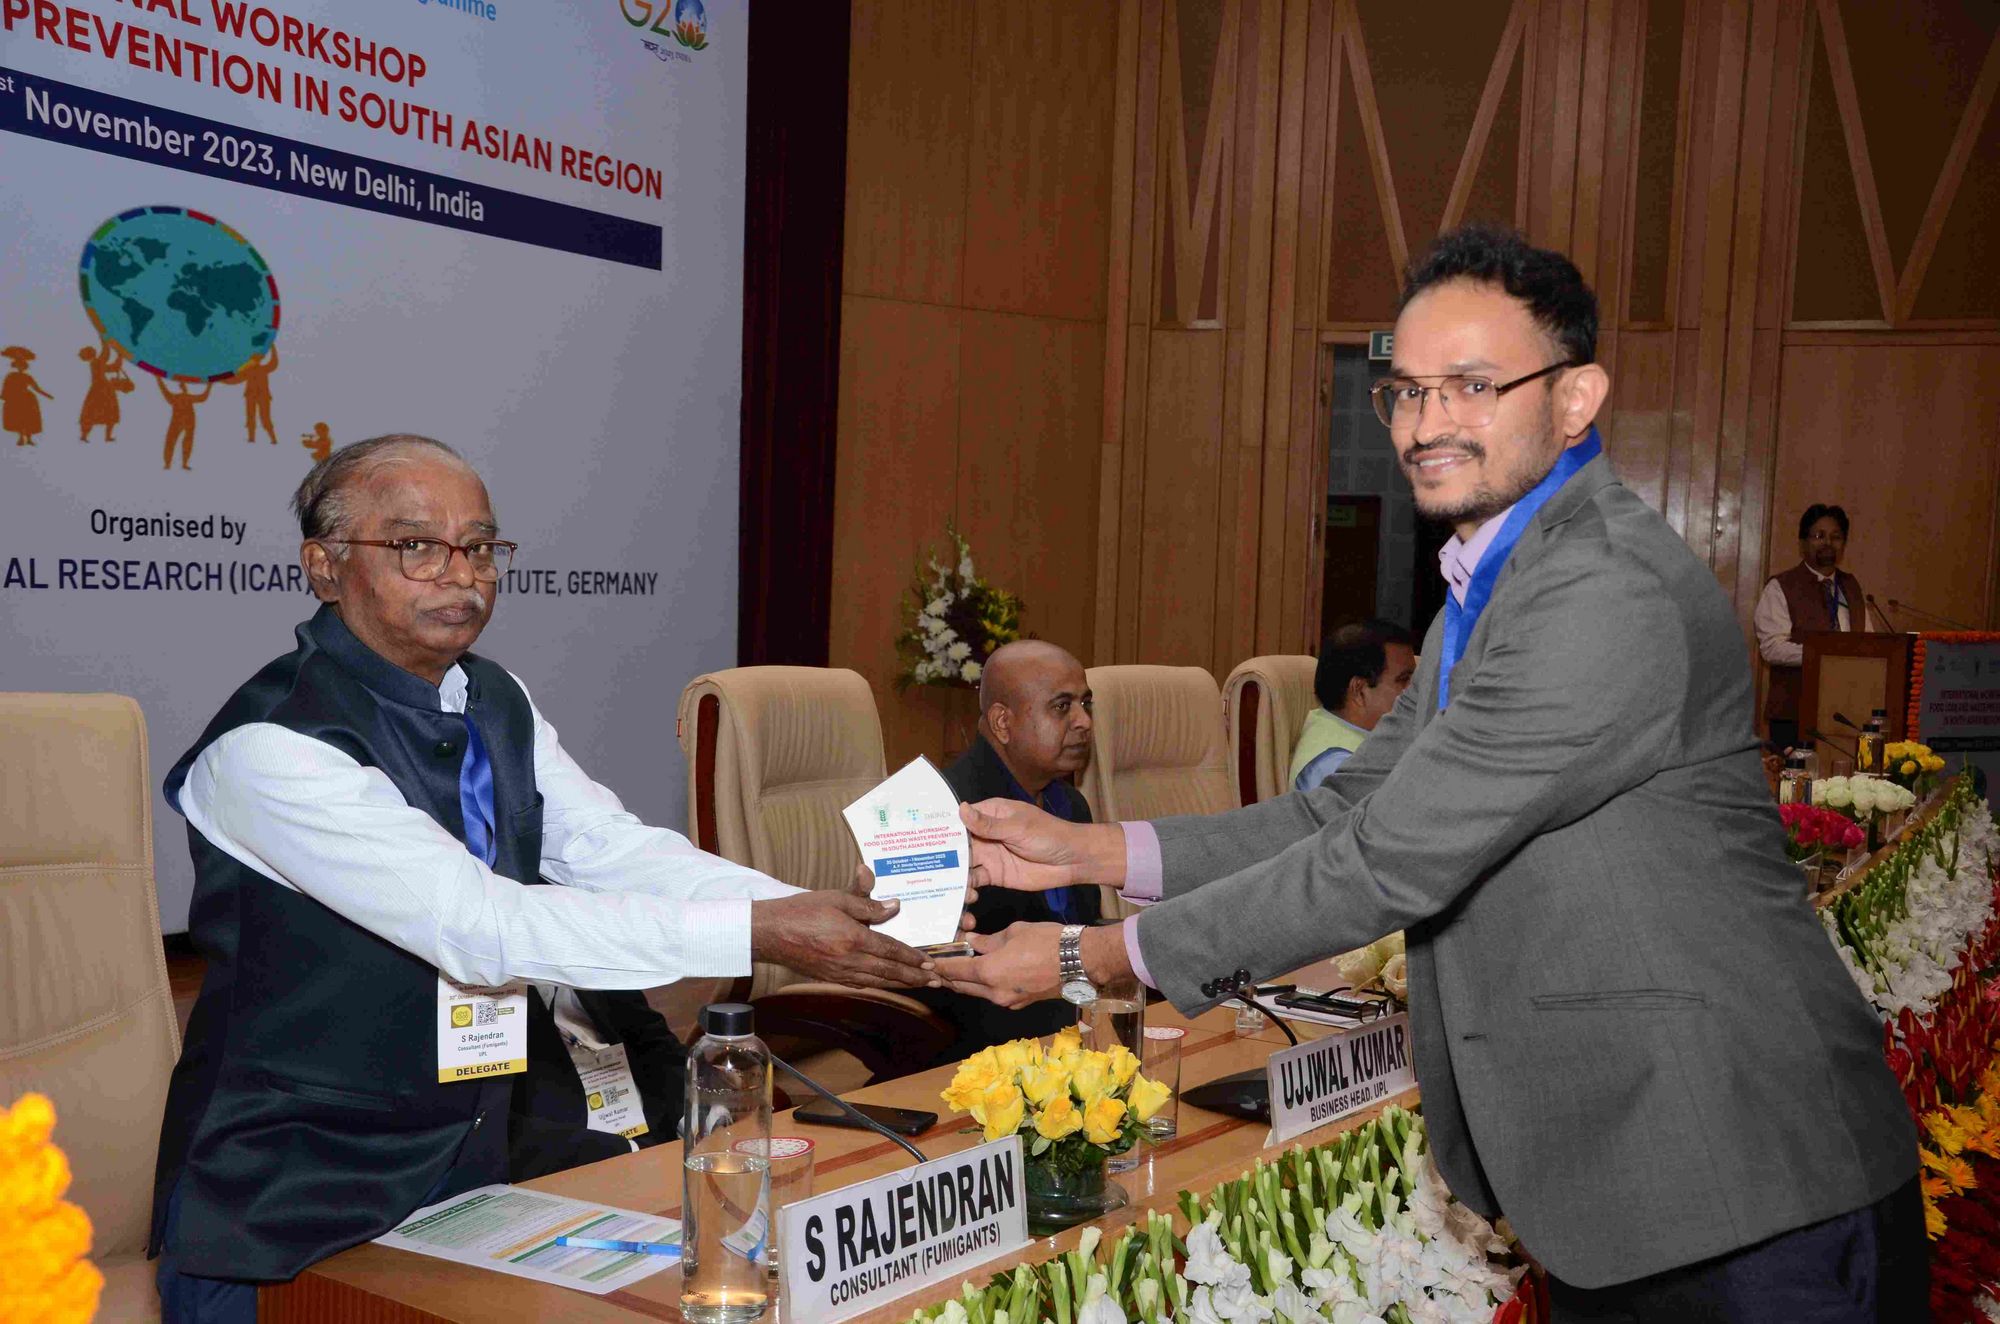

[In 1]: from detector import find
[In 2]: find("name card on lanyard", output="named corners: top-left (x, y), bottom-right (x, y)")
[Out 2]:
top-left (1438, 431), bottom-right (1601, 710)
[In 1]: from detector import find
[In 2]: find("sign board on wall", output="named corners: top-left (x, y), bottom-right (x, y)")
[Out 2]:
top-left (1, 0), bottom-right (748, 928)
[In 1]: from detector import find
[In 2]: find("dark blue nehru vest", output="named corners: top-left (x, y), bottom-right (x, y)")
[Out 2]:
top-left (152, 605), bottom-right (544, 1281)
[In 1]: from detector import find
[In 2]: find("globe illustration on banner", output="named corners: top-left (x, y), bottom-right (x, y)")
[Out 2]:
top-left (77, 207), bottom-right (280, 381)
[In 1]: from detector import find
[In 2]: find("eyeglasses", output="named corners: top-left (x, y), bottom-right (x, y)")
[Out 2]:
top-left (325, 537), bottom-right (518, 582)
top-left (1369, 360), bottom-right (1579, 429)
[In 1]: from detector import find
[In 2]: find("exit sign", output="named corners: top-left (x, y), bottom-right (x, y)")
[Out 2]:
top-left (1368, 331), bottom-right (1394, 360)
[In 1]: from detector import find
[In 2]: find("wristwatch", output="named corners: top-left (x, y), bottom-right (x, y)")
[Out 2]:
top-left (1058, 924), bottom-right (1097, 1006)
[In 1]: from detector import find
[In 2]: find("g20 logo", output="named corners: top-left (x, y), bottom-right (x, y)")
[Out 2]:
top-left (620, 0), bottom-right (706, 51)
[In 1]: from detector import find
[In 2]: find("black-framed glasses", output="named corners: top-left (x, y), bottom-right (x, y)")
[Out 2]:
top-left (1370, 360), bottom-right (1580, 429)
top-left (325, 537), bottom-right (517, 582)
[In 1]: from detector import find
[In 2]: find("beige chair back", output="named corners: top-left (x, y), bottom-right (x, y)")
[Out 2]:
top-left (1078, 666), bottom-right (1238, 918)
top-left (674, 667), bottom-right (887, 1001)
top-left (1224, 655), bottom-right (1319, 804)
top-left (0, 694), bottom-right (180, 1280)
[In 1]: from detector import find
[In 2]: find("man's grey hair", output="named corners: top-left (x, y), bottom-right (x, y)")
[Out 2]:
top-left (291, 434), bottom-right (474, 545)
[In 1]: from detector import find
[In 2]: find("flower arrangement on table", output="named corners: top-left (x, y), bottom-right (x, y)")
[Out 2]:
top-left (1881, 741), bottom-right (1948, 796)
top-left (1777, 802), bottom-right (1865, 866)
top-left (895, 528), bottom-right (1025, 689)
top-left (1814, 774), bottom-right (2000, 1318)
top-left (0, 1093), bottom-right (102, 1324)
top-left (901, 1106), bottom-right (1535, 1324)
top-left (942, 1028), bottom-right (1171, 1233)
top-left (1813, 773), bottom-right (1919, 848)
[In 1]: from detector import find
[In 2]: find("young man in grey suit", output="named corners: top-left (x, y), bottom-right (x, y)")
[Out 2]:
top-left (938, 226), bottom-right (1922, 1321)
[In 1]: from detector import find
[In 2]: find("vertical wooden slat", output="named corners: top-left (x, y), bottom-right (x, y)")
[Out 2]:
top-left (1096, 0), bottom-right (1145, 665)
top-left (1708, 0), bottom-right (1785, 607)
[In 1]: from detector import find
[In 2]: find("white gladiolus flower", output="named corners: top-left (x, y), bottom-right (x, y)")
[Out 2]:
top-left (1270, 1283), bottom-right (1325, 1324)
top-left (1205, 1279), bottom-right (1272, 1324)
top-left (1185, 1221), bottom-right (1249, 1289)
top-left (1079, 1272), bottom-right (1127, 1324)
top-left (958, 552), bottom-right (976, 579)
top-left (941, 1301), bottom-right (971, 1324)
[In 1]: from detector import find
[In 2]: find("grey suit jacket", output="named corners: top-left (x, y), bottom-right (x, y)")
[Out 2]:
top-left (1134, 454), bottom-right (1914, 1287)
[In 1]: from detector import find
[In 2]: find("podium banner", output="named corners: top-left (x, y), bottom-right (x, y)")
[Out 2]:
top-left (1915, 637), bottom-right (2000, 751)
top-left (1, 0), bottom-right (747, 928)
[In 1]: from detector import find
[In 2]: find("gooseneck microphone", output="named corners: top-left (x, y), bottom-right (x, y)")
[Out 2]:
top-left (770, 1051), bottom-right (927, 1164)
top-left (1888, 598), bottom-right (1979, 631)
top-left (1866, 595), bottom-right (1904, 633)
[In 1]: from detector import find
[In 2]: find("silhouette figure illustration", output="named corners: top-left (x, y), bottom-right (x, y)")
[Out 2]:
top-left (78, 341), bottom-right (132, 442)
top-left (229, 347), bottom-right (279, 444)
top-left (4, 347), bottom-right (53, 447)
top-left (301, 421), bottom-right (332, 463)
top-left (159, 377), bottom-right (213, 470)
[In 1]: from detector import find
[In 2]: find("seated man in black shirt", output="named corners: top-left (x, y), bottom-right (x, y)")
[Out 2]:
top-left (924, 640), bottom-right (1099, 1061)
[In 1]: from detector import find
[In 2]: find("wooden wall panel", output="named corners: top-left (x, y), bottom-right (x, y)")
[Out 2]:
top-left (832, 0), bottom-right (1117, 769)
top-left (1766, 344), bottom-right (2000, 633)
top-left (955, 314), bottom-right (1106, 664)
top-left (842, 0), bottom-right (973, 304)
top-left (829, 296), bottom-right (964, 767)
top-left (963, 3), bottom-right (1120, 321)
top-left (1135, 331), bottom-right (1228, 665)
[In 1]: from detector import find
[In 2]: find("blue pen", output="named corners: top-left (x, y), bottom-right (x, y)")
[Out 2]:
top-left (554, 1235), bottom-right (683, 1257)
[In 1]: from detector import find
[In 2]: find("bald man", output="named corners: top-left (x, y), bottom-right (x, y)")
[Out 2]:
top-left (919, 641), bottom-right (1101, 1060)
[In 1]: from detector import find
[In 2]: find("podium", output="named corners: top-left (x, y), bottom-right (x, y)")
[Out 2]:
top-left (1798, 631), bottom-right (1911, 767)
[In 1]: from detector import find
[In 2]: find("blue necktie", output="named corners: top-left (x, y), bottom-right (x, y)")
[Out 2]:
top-left (1826, 579), bottom-right (1841, 628)
top-left (458, 714), bottom-right (497, 867)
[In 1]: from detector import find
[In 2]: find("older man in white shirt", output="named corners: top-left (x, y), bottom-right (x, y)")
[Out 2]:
top-left (150, 434), bottom-right (937, 1322)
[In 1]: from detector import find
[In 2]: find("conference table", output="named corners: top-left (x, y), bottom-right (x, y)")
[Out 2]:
top-left (263, 961), bottom-right (1416, 1324)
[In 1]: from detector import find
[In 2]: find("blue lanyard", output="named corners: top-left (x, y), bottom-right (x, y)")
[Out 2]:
top-left (1437, 429), bottom-right (1603, 710)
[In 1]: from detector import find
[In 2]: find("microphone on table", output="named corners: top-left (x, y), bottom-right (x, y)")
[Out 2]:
top-left (769, 1051), bottom-right (927, 1165)
top-left (1830, 712), bottom-right (1865, 734)
top-left (1888, 598), bottom-right (1978, 631)
top-left (1181, 971), bottom-right (1304, 1125)
top-left (1809, 729), bottom-right (1862, 763)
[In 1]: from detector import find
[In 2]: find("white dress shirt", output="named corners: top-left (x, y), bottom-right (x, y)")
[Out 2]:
top-left (1753, 566), bottom-right (1861, 666)
top-left (177, 664), bottom-right (797, 991)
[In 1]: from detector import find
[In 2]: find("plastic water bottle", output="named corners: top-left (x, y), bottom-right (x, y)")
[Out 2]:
top-left (1858, 709), bottom-right (1887, 774)
top-left (682, 1004), bottom-right (772, 1323)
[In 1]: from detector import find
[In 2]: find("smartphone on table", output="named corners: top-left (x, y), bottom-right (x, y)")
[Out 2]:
top-left (792, 1099), bottom-right (938, 1136)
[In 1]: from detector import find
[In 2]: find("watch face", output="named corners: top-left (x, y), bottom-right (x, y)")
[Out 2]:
top-left (1061, 979), bottom-right (1097, 1007)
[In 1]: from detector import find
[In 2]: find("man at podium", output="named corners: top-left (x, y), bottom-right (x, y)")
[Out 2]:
top-left (1755, 503), bottom-right (1870, 750)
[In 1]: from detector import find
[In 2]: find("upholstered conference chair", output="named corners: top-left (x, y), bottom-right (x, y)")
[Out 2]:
top-left (0, 694), bottom-right (181, 1321)
top-left (1223, 655), bottom-right (1319, 805)
top-left (1076, 665), bottom-right (1240, 919)
top-left (672, 667), bottom-right (951, 1085)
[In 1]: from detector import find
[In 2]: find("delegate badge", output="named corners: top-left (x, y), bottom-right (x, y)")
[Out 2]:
top-left (436, 976), bottom-right (528, 1083)
top-left (571, 1040), bottom-right (650, 1139)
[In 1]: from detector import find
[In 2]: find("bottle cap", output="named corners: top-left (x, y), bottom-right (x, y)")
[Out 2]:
top-left (700, 1003), bottom-right (755, 1037)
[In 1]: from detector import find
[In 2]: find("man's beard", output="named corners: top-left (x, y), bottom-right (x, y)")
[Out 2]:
top-left (1404, 422), bottom-right (1559, 527)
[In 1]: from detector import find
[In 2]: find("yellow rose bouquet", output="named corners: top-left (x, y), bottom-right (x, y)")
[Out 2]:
top-left (0, 1093), bottom-right (102, 1324)
top-left (1882, 740), bottom-right (1948, 796)
top-left (941, 1029), bottom-right (1173, 1232)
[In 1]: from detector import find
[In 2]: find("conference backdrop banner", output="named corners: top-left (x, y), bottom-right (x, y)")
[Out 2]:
top-left (2, 0), bottom-right (745, 929)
